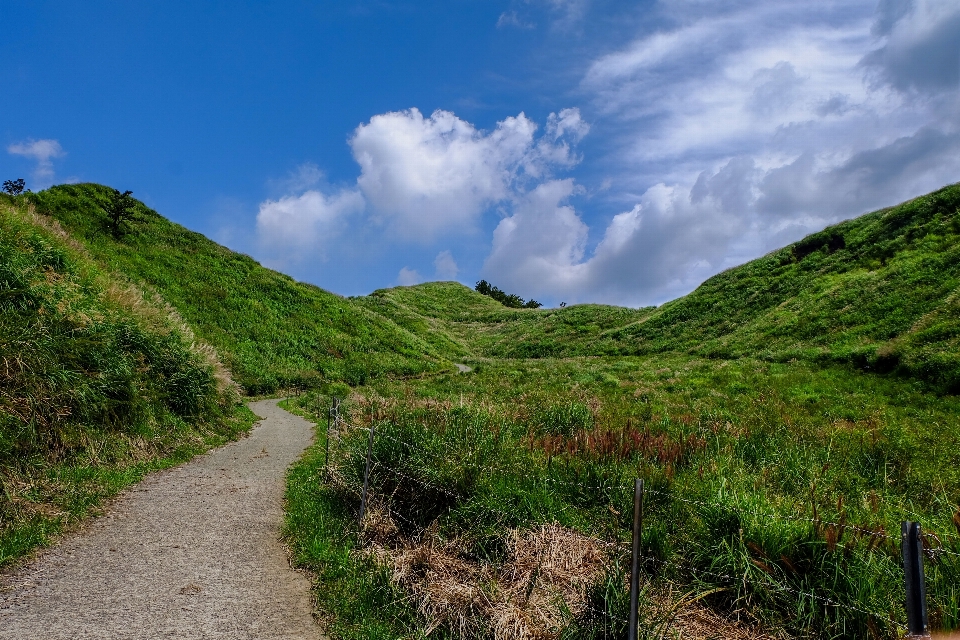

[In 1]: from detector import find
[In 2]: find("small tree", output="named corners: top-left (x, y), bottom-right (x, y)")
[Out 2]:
top-left (2, 178), bottom-right (25, 196)
top-left (104, 189), bottom-right (141, 237)
top-left (475, 279), bottom-right (542, 309)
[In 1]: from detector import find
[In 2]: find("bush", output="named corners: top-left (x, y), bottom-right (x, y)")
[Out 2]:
top-left (475, 279), bottom-right (542, 309)
top-left (2, 179), bottom-right (25, 196)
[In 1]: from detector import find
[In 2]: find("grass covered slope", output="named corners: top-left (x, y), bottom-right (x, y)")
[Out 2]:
top-left (613, 183), bottom-right (960, 388)
top-left (359, 281), bottom-right (653, 360)
top-left (282, 183), bottom-right (960, 639)
top-left (32, 184), bottom-right (449, 394)
top-left (0, 197), bottom-right (254, 566)
top-left (364, 184), bottom-right (960, 390)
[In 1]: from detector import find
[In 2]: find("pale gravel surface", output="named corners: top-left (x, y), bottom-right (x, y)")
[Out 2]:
top-left (0, 399), bottom-right (323, 639)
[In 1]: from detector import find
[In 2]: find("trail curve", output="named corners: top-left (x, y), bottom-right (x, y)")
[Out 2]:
top-left (0, 399), bottom-right (322, 640)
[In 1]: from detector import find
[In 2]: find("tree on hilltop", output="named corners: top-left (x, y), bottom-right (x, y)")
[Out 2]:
top-left (104, 189), bottom-right (142, 237)
top-left (474, 280), bottom-right (542, 309)
top-left (2, 178), bottom-right (25, 196)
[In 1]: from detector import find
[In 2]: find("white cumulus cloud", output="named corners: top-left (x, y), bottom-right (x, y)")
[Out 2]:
top-left (433, 250), bottom-right (459, 280)
top-left (397, 267), bottom-right (423, 286)
top-left (484, 176), bottom-right (746, 306)
top-left (7, 139), bottom-right (65, 189)
top-left (349, 107), bottom-right (586, 240)
top-left (256, 188), bottom-right (364, 259)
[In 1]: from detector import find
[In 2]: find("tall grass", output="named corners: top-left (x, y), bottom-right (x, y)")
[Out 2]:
top-left (29, 184), bottom-right (450, 393)
top-left (286, 354), bottom-right (960, 638)
top-left (0, 197), bottom-right (255, 566)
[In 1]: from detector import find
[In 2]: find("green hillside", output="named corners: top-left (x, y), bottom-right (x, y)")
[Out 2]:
top-left (0, 196), bottom-right (254, 566)
top-left (30, 184), bottom-right (451, 394)
top-left (612, 183), bottom-right (960, 389)
top-left (282, 184), bottom-right (960, 639)
top-left (358, 183), bottom-right (960, 391)
top-left (5, 179), bottom-right (960, 637)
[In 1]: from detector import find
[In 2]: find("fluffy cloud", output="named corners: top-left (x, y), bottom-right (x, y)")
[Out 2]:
top-left (485, 176), bottom-right (746, 305)
top-left (506, 0), bottom-right (960, 305)
top-left (256, 188), bottom-right (364, 259)
top-left (433, 250), bottom-right (459, 280)
top-left (7, 139), bottom-right (64, 189)
top-left (350, 108), bottom-right (585, 240)
top-left (397, 267), bottom-right (423, 286)
top-left (862, 0), bottom-right (960, 94)
top-left (485, 179), bottom-right (588, 294)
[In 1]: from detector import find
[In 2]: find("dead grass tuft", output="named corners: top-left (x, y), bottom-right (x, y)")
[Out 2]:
top-left (369, 520), bottom-right (606, 639)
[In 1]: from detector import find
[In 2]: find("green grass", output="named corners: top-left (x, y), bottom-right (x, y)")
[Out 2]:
top-left (357, 184), bottom-right (960, 394)
top-left (0, 196), bottom-right (257, 567)
top-left (31, 184), bottom-right (452, 394)
top-left (7, 180), bottom-right (960, 637)
top-left (279, 185), bottom-right (960, 638)
top-left (282, 397), bottom-right (419, 640)
top-left (288, 355), bottom-right (960, 638)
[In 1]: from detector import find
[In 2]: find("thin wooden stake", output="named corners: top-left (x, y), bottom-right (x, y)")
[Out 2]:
top-left (359, 420), bottom-right (376, 524)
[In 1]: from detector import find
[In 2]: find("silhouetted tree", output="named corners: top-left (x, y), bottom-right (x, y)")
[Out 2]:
top-left (474, 280), bottom-right (541, 309)
top-left (2, 178), bottom-right (25, 196)
top-left (104, 189), bottom-right (141, 237)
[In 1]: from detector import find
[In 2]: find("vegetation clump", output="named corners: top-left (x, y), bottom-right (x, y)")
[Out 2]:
top-left (2, 178), bottom-right (25, 196)
top-left (102, 188), bottom-right (143, 237)
top-left (475, 279), bottom-right (542, 309)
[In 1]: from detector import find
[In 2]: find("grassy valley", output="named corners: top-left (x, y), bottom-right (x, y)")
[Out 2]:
top-left (282, 185), bottom-right (960, 638)
top-left (2, 181), bottom-right (959, 638)
top-left (360, 184), bottom-right (960, 395)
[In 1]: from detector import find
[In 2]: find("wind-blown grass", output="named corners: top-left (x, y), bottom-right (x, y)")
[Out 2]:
top-left (29, 184), bottom-right (450, 394)
top-left (288, 354), bottom-right (960, 638)
top-left (0, 196), bottom-right (255, 567)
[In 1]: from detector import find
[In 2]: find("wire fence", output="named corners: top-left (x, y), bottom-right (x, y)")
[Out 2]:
top-left (295, 392), bottom-right (957, 638)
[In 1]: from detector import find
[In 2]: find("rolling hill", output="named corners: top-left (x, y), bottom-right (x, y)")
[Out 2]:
top-left (359, 182), bottom-right (960, 392)
top-left (30, 184), bottom-right (452, 394)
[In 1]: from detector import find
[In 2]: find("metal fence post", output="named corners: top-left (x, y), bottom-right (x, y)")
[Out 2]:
top-left (902, 521), bottom-right (930, 637)
top-left (628, 478), bottom-right (644, 640)
top-left (359, 420), bottom-right (376, 524)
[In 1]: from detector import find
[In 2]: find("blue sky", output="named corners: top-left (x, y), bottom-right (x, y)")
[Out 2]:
top-left (3, 0), bottom-right (959, 307)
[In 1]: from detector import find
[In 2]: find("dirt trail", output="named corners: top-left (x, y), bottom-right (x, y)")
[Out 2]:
top-left (0, 399), bottom-right (322, 639)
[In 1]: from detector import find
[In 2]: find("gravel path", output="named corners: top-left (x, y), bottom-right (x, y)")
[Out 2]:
top-left (0, 399), bottom-right (322, 639)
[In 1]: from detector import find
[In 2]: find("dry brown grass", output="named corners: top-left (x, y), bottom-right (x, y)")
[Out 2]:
top-left (358, 508), bottom-right (786, 640)
top-left (367, 518), bottom-right (606, 639)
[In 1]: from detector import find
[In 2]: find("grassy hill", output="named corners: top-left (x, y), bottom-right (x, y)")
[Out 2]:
top-left (31, 184), bottom-right (451, 394)
top-left (281, 185), bottom-right (960, 639)
top-left (357, 183), bottom-right (960, 392)
top-left (0, 195), bottom-right (254, 566)
top-left (5, 179), bottom-right (960, 637)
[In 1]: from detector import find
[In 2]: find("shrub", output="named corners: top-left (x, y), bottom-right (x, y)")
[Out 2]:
top-left (2, 179), bottom-right (25, 196)
top-left (474, 279), bottom-right (542, 309)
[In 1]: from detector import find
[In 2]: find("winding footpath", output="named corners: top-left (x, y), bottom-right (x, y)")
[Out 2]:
top-left (0, 400), bottom-right (322, 639)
